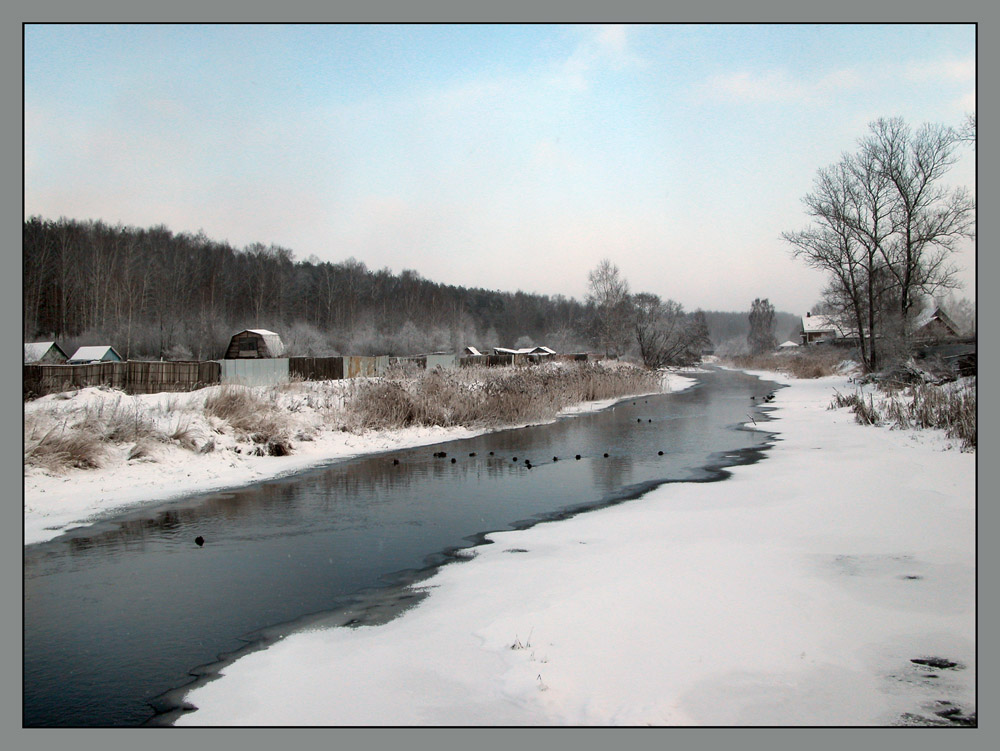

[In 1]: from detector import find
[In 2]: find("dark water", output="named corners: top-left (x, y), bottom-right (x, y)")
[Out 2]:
top-left (23, 368), bottom-right (781, 727)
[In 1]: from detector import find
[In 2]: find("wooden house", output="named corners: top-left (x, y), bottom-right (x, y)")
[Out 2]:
top-left (911, 307), bottom-right (962, 341)
top-left (24, 341), bottom-right (68, 364)
top-left (224, 329), bottom-right (286, 359)
top-left (799, 313), bottom-right (856, 345)
top-left (67, 345), bottom-right (123, 364)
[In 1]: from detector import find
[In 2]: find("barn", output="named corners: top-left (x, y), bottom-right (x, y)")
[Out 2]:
top-left (24, 341), bottom-right (69, 364)
top-left (224, 329), bottom-right (286, 359)
top-left (67, 345), bottom-right (123, 364)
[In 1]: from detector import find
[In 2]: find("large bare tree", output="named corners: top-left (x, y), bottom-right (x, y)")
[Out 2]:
top-left (586, 259), bottom-right (631, 357)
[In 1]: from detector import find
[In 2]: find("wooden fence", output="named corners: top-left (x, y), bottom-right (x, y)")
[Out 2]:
top-left (24, 361), bottom-right (220, 399)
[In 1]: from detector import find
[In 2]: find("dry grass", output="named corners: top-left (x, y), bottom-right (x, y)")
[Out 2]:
top-left (203, 385), bottom-right (292, 455)
top-left (724, 348), bottom-right (851, 379)
top-left (24, 420), bottom-right (108, 470)
top-left (343, 363), bottom-right (663, 431)
top-left (829, 379), bottom-right (976, 451)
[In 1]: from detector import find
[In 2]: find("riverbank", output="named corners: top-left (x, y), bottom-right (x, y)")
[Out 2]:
top-left (23, 369), bottom-right (697, 546)
top-left (175, 371), bottom-right (975, 726)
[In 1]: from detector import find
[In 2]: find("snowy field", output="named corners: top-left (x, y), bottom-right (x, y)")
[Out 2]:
top-left (23, 372), bottom-right (696, 546)
top-left (170, 371), bottom-right (975, 727)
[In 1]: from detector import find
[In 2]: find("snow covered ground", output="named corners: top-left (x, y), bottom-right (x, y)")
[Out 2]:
top-left (23, 372), bottom-right (696, 546)
top-left (171, 371), bottom-right (976, 726)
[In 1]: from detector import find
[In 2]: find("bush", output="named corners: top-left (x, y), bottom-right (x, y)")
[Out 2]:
top-left (724, 348), bottom-right (849, 378)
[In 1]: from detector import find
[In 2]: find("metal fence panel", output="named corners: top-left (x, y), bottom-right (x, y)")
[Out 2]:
top-left (219, 358), bottom-right (290, 386)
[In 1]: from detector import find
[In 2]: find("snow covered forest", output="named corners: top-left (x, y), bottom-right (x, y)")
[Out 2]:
top-left (22, 217), bottom-right (799, 362)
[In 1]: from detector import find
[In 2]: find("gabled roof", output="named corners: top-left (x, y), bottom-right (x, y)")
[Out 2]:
top-left (24, 341), bottom-right (68, 362)
top-left (493, 346), bottom-right (556, 356)
top-left (801, 314), bottom-right (855, 337)
top-left (912, 307), bottom-right (961, 336)
top-left (68, 345), bottom-right (122, 362)
top-left (778, 340), bottom-right (800, 348)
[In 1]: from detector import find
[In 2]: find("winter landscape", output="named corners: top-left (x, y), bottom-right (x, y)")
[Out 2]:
top-left (23, 22), bottom-right (976, 732)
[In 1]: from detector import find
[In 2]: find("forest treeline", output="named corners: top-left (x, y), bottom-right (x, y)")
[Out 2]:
top-left (23, 216), bottom-right (800, 361)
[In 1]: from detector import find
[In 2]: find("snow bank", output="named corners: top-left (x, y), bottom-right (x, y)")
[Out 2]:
top-left (175, 373), bottom-right (975, 726)
top-left (23, 372), bottom-right (696, 546)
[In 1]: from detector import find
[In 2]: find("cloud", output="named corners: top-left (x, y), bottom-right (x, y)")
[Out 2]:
top-left (549, 24), bottom-right (645, 91)
top-left (906, 55), bottom-right (975, 83)
top-left (696, 66), bottom-right (865, 106)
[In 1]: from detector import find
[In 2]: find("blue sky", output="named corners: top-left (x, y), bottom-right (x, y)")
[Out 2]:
top-left (24, 23), bottom-right (976, 314)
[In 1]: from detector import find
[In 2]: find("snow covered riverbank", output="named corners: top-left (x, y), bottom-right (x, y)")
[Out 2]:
top-left (174, 371), bottom-right (975, 726)
top-left (23, 371), bottom-right (696, 546)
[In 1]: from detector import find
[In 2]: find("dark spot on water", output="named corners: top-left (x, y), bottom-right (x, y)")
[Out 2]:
top-left (648, 419), bottom-right (652, 423)
top-left (603, 453), bottom-right (609, 458)
top-left (451, 458), bottom-right (456, 463)
top-left (637, 418), bottom-right (642, 423)
top-left (512, 457), bottom-right (517, 462)
top-left (489, 451), bottom-right (494, 456)
top-left (911, 657), bottom-right (961, 670)
top-left (658, 451), bottom-right (664, 455)
top-left (505, 548), bottom-right (528, 554)
top-left (575, 454), bottom-right (581, 460)
top-left (553, 456), bottom-right (558, 462)
top-left (469, 452), bottom-right (476, 457)
top-left (194, 536), bottom-right (204, 547)
top-left (900, 574), bottom-right (923, 580)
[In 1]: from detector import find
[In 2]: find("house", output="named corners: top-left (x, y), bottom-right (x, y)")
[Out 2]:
top-left (224, 329), bottom-right (286, 359)
top-left (67, 345), bottom-right (123, 364)
top-left (800, 313), bottom-right (856, 345)
top-left (911, 307), bottom-right (962, 341)
top-left (24, 341), bottom-right (69, 364)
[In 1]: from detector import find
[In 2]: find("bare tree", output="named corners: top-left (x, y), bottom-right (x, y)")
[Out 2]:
top-left (864, 118), bottom-right (975, 323)
top-left (747, 298), bottom-right (777, 355)
top-left (586, 259), bottom-right (631, 357)
top-left (631, 293), bottom-right (707, 367)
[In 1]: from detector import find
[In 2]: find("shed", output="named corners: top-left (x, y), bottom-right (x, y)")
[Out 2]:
top-left (224, 329), bottom-right (286, 359)
top-left (24, 341), bottom-right (69, 364)
top-left (778, 340), bottom-right (800, 349)
top-left (464, 346), bottom-right (482, 356)
top-left (68, 345), bottom-right (123, 364)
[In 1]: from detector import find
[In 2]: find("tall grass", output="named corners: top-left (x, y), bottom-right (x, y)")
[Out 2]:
top-left (344, 363), bottom-right (663, 430)
top-left (724, 349), bottom-right (849, 378)
top-left (829, 380), bottom-right (976, 451)
top-left (203, 385), bottom-right (292, 455)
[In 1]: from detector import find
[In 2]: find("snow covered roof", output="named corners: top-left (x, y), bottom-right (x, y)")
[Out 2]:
top-left (801, 315), bottom-right (855, 338)
top-left (464, 346), bottom-right (483, 356)
top-left (68, 345), bottom-right (122, 363)
top-left (493, 346), bottom-right (556, 356)
top-left (912, 307), bottom-right (960, 336)
top-left (233, 329), bottom-right (285, 357)
top-left (778, 340), bottom-right (800, 348)
top-left (24, 341), bottom-right (67, 362)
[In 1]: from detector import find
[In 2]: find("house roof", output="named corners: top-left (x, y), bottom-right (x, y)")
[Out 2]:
top-left (493, 346), bottom-right (556, 356)
top-left (778, 340), bottom-right (800, 348)
top-left (24, 341), bottom-right (66, 362)
top-left (912, 307), bottom-right (961, 335)
top-left (68, 345), bottom-right (120, 362)
top-left (464, 346), bottom-right (483, 356)
top-left (801, 314), bottom-right (855, 337)
top-left (235, 329), bottom-right (285, 356)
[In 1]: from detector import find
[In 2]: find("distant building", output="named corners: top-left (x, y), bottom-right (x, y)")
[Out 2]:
top-left (911, 307), bottom-right (963, 341)
top-left (777, 340), bottom-right (800, 349)
top-left (224, 329), bottom-right (286, 359)
top-left (492, 346), bottom-right (556, 356)
top-left (67, 345), bottom-right (123, 364)
top-left (24, 341), bottom-right (68, 364)
top-left (800, 313), bottom-right (856, 345)
top-left (463, 346), bottom-right (483, 356)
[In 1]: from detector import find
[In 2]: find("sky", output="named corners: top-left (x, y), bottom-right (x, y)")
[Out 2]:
top-left (24, 23), bottom-right (976, 315)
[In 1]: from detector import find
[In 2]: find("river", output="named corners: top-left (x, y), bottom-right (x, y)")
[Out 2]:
top-left (23, 367), bottom-right (780, 727)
